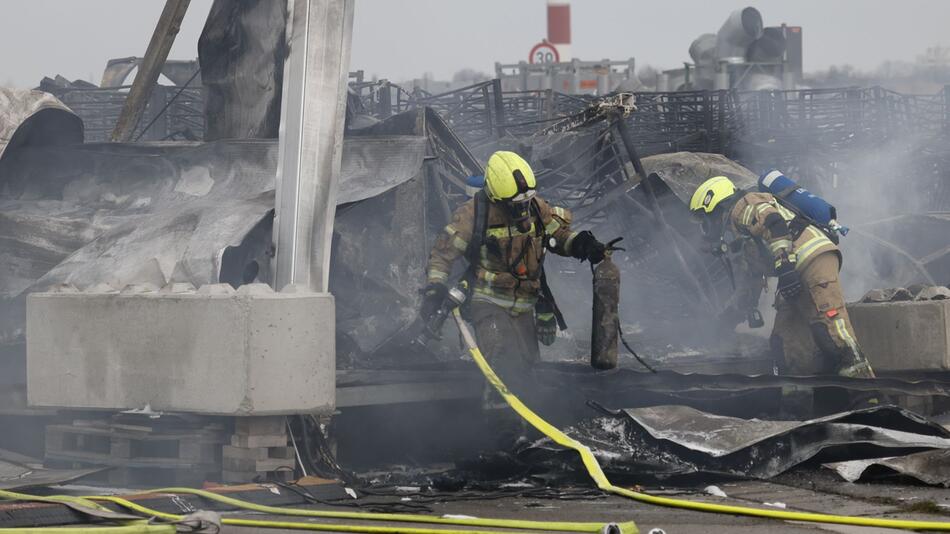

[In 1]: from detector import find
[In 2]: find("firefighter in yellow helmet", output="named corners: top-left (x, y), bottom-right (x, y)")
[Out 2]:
top-left (689, 175), bottom-right (875, 410)
top-left (421, 151), bottom-right (607, 401)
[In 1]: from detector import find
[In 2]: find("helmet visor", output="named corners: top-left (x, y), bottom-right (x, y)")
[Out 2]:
top-left (698, 213), bottom-right (725, 238)
top-left (505, 190), bottom-right (535, 222)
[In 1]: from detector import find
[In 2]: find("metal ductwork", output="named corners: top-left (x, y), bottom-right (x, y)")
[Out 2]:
top-left (716, 7), bottom-right (763, 62)
top-left (747, 27), bottom-right (787, 63)
top-left (688, 33), bottom-right (718, 66)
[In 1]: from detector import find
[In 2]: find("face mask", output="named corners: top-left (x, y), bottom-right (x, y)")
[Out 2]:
top-left (506, 199), bottom-right (532, 231)
top-left (698, 210), bottom-right (724, 238)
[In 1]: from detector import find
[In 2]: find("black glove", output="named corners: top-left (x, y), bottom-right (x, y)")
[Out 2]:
top-left (775, 260), bottom-right (802, 299)
top-left (571, 231), bottom-right (607, 264)
top-left (419, 282), bottom-right (447, 320)
top-left (536, 311), bottom-right (558, 346)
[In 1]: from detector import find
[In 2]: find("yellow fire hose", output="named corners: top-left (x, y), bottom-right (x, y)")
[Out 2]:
top-left (0, 486), bottom-right (633, 533)
top-left (0, 491), bottom-right (174, 534)
top-left (450, 308), bottom-right (950, 531)
top-left (95, 487), bottom-right (633, 533)
top-left (8, 304), bottom-right (950, 532)
top-left (0, 524), bottom-right (173, 534)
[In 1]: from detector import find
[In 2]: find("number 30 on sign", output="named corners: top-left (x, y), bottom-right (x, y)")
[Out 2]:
top-left (529, 42), bottom-right (560, 64)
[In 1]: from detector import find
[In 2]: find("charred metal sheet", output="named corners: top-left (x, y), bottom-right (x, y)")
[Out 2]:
top-left (641, 151), bottom-right (756, 205)
top-left (624, 404), bottom-right (950, 456)
top-left (522, 404), bottom-right (950, 481)
top-left (0, 459), bottom-right (102, 491)
top-left (337, 136), bottom-right (427, 204)
top-left (520, 415), bottom-right (699, 480)
top-left (198, 0), bottom-right (287, 140)
top-left (0, 137), bottom-right (426, 292)
top-left (0, 136), bottom-right (433, 347)
top-left (0, 88), bottom-right (82, 161)
top-left (824, 449), bottom-right (950, 486)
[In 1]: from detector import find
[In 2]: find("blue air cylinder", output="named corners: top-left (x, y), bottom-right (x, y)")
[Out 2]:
top-left (466, 175), bottom-right (485, 188)
top-left (758, 170), bottom-right (849, 236)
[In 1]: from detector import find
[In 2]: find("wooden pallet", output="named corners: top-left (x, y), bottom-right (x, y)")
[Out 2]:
top-left (44, 419), bottom-right (227, 487)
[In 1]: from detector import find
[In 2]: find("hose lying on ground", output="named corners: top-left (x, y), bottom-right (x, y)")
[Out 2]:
top-left (0, 523), bottom-right (173, 534)
top-left (0, 487), bottom-right (633, 534)
top-left (451, 307), bottom-right (950, 532)
top-left (0, 491), bottom-right (175, 534)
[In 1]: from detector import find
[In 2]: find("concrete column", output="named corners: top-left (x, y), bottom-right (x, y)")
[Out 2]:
top-left (272, 0), bottom-right (354, 292)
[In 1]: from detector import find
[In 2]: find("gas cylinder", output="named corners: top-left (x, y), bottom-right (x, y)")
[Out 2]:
top-left (591, 254), bottom-right (620, 370)
top-left (758, 170), bottom-right (849, 236)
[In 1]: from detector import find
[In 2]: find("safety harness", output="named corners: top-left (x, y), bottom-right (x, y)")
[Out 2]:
top-left (464, 191), bottom-right (567, 329)
top-left (768, 186), bottom-right (840, 245)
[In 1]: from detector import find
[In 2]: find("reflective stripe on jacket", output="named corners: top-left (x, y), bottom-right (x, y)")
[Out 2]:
top-left (426, 196), bottom-right (576, 313)
top-left (729, 191), bottom-right (839, 272)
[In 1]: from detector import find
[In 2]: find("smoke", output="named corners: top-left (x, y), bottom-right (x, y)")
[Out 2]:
top-left (805, 51), bottom-right (950, 94)
top-left (780, 130), bottom-right (950, 298)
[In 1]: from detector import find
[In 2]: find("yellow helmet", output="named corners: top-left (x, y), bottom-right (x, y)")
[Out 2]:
top-left (484, 151), bottom-right (537, 202)
top-left (689, 176), bottom-right (737, 214)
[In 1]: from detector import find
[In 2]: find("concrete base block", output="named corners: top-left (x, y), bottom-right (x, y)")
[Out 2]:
top-left (847, 299), bottom-right (950, 371)
top-left (27, 284), bottom-right (335, 415)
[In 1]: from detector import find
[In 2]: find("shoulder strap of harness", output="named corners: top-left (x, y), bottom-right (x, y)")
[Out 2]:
top-left (465, 190), bottom-right (489, 267)
top-left (532, 198), bottom-right (567, 329)
top-left (769, 191), bottom-right (839, 245)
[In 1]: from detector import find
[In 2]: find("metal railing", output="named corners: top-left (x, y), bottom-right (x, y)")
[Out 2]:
top-left (51, 85), bottom-right (205, 142)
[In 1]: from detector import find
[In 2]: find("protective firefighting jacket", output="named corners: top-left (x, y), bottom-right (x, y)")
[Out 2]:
top-left (426, 196), bottom-right (577, 314)
top-left (728, 191), bottom-right (839, 275)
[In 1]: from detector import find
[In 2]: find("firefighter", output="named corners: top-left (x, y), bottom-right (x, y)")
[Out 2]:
top-left (688, 176), bottom-right (875, 408)
top-left (420, 151), bottom-right (607, 399)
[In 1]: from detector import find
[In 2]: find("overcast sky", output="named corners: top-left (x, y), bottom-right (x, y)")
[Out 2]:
top-left (1, 0), bottom-right (948, 88)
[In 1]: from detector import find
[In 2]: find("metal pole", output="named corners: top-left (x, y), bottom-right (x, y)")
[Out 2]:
top-left (272, 0), bottom-right (355, 292)
top-left (378, 81), bottom-right (392, 118)
top-left (491, 78), bottom-right (507, 138)
top-left (111, 0), bottom-right (190, 142)
top-left (613, 116), bottom-right (715, 311)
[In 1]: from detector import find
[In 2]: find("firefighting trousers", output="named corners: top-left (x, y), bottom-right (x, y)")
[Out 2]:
top-left (771, 251), bottom-right (873, 378)
top-left (470, 301), bottom-right (540, 409)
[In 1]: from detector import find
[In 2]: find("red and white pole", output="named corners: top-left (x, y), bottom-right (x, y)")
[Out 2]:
top-left (547, 0), bottom-right (571, 62)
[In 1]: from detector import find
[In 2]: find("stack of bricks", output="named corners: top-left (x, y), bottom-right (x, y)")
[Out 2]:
top-left (222, 416), bottom-right (296, 483)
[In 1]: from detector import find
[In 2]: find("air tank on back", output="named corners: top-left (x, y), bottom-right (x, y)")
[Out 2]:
top-left (758, 170), bottom-right (849, 237)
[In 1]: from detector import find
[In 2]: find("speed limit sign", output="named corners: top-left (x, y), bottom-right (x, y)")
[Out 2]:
top-left (529, 41), bottom-right (560, 64)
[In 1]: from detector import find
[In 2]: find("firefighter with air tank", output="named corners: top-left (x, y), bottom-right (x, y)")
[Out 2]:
top-left (689, 170), bottom-right (876, 412)
top-left (419, 151), bottom-right (610, 399)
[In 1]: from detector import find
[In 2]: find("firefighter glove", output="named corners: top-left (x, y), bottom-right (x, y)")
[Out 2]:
top-left (571, 231), bottom-right (607, 264)
top-left (536, 312), bottom-right (557, 346)
top-left (775, 260), bottom-right (802, 299)
top-left (420, 282), bottom-right (448, 320)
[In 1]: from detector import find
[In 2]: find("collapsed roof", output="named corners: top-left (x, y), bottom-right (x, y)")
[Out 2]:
top-left (0, 106), bottom-right (480, 357)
